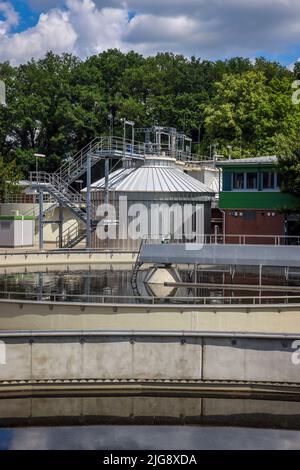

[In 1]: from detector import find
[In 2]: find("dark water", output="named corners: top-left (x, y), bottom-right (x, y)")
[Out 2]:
top-left (0, 265), bottom-right (299, 303)
top-left (0, 425), bottom-right (300, 450)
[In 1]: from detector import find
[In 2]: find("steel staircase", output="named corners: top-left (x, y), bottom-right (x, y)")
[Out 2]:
top-left (30, 171), bottom-right (99, 249)
top-left (30, 172), bottom-right (91, 223)
top-left (55, 136), bottom-right (146, 186)
top-left (55, 137), bottom-right (105, 185)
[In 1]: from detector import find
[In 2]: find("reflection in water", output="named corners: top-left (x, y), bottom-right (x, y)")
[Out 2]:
top-left (0, 425), bottom-right (300, 450)
top-left (0, 265), bottom-right (300, 303)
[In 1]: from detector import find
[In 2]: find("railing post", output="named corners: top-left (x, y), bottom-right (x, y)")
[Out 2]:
top-left (38, 188), bottom-right (44, 251)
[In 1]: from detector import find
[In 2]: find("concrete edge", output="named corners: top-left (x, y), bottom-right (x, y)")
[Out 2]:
top-left (0, 298), bottom-right (299, 310)
top-left (0, 329), bottom-right (300, 339)
top-left (0, 380), bottom-right (300, 401)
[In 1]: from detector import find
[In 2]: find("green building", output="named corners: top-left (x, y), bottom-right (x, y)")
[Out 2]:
top-left (216, 156), bottom-right (300, 241)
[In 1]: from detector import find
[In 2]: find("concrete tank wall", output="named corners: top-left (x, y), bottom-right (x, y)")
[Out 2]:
top-left (0, 334), bottom-right (299, 388)
top-left (1, 299), bottom-right (300, 335)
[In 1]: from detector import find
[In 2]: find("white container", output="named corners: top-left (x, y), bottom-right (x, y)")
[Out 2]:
top-left (0, 216), bottom-right (34, 247)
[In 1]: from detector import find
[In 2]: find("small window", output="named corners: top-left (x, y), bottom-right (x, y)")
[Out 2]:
top-left (243, 211), bottom-right (256, 220)
top-left (262, 171), bottom-right (275, 190)
top-left (246, 172), bottom-right (258, 190)
top-left (233, 173), bottom-right (244, 190)
top-left (0, 221), bottom-right (11, 230)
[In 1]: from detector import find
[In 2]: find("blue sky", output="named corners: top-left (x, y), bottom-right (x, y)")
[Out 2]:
top-left (9, 1), bottom-right (39, 32)
top-left (1, 0), bottom-right (300, 66)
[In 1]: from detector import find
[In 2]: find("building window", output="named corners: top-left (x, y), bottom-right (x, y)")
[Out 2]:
top-left (246, 172), bottom-right (258, 190)
top-left (0, 221), bottom-right (11, 230)
top-left (262, 171), bottom-right (276, 190)
top-left (243, 211), bottom-right (256, 220)
top-left (232, 172), bottom-right (244, 190)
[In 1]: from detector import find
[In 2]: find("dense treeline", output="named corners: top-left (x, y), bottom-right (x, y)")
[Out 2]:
top-left (0, 50), bottom-right (300, 192)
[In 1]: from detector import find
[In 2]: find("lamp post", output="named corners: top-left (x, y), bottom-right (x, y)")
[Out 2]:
top-left (211, 143), bottom-right (218, 162)
top-left (227, 145), bottom-right (232, 160)
top-left (108, 113), bottom-right (113, 139)
top-left (121, 119), bottom-right (135, 156)
top-left (34, 153), bottom-right (46, 176)
top-left (34, 153), bottom-right (46, 251)
top-left (198, 121), bottom-right (204, 153)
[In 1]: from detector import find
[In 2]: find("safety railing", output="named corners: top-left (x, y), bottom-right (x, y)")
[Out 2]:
top-left (56, 137), bottom-right (105, 183)
top-left (143, 234), bottom-right (300, 246)
top-left (30, 172), bottom-right (82, 201)
top-left (0, 290), bottom-right (299, 305)
top-left (56, 221), bottom-right (86, 248)
top-left (2, 192), bottom-right (56, 205)
top-left (54, 135), bottom-right (215, 185)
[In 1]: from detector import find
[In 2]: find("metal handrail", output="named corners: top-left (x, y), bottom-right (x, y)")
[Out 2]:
top-left (143, 234), bottom-right (300, 246)
top-left (55, 136), bottom-right (101, 181)
top-left (0, 290), bottom-right (299, 305)
top-left (29, 171), bottom-right (98, 213)
top-left (56, 221), bottom-right (86, 248)
top-left (54, 136), bottom-right (215, 186)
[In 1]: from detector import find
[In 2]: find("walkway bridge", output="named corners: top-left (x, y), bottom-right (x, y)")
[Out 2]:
top-left (139, 241), bottom-right (300, 268)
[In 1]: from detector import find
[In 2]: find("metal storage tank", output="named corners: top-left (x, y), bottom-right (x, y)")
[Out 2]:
top-left (89, 155), bottom-right (214, 249)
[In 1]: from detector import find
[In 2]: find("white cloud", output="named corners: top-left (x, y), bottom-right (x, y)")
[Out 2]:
top-left (0, 0), bottom-right (128, 64)
top-left (65, 0), bottom-right (128, 57)
top-left (1, 0), bottom-right (300, 64)
top-left (0, 6), bottom-right (77, 64)
top-left (0, 1), bottom-right (19, 36)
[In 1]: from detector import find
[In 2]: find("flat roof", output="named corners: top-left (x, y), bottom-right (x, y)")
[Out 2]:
top-left (216, 156), bottom-right (278, 167)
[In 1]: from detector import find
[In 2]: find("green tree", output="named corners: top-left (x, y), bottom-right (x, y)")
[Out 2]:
top-left (203, 70), bottom-right (300, 157)
top-left (0, 157), bottom-right (22, 201)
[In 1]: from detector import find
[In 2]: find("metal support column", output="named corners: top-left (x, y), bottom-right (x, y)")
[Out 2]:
top-left (86, 152), bottom-right (92, 249)
top-left (259, 264), bottom-right (263, 291)
top-left (58, 204), bottom-right (63, 248)
top-left (38, 188), bottom-right (44, 251)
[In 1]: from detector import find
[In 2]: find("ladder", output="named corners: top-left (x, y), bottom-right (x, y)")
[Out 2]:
top-left (131, 239), bottom-right (144, 298)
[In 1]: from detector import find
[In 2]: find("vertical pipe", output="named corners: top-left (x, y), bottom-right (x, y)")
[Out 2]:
top-left (39, 188), bottom-right (44, 251)
top-left (105, 157), bottom-right (109, 206)
top-left (123, 120), bottom-right (126, 158)
top-left (158, 130), bottom-right (161, 155)
top-left (259, 265), bottom-right (262, 287)
top-left (86, 152), bottom-right (91, 249)
top-left (132, 125), bottom-right (135, 154)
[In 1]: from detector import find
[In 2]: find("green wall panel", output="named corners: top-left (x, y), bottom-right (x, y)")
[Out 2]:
top-left (219, 192), bottom-right (300, 210)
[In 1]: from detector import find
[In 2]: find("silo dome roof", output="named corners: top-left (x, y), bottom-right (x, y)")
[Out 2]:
top-left (89, 158), bottom-right (214, 194)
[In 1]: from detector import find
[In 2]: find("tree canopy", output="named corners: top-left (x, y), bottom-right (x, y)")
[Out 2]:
top-left (0, 50), bottom-right (299, 181)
